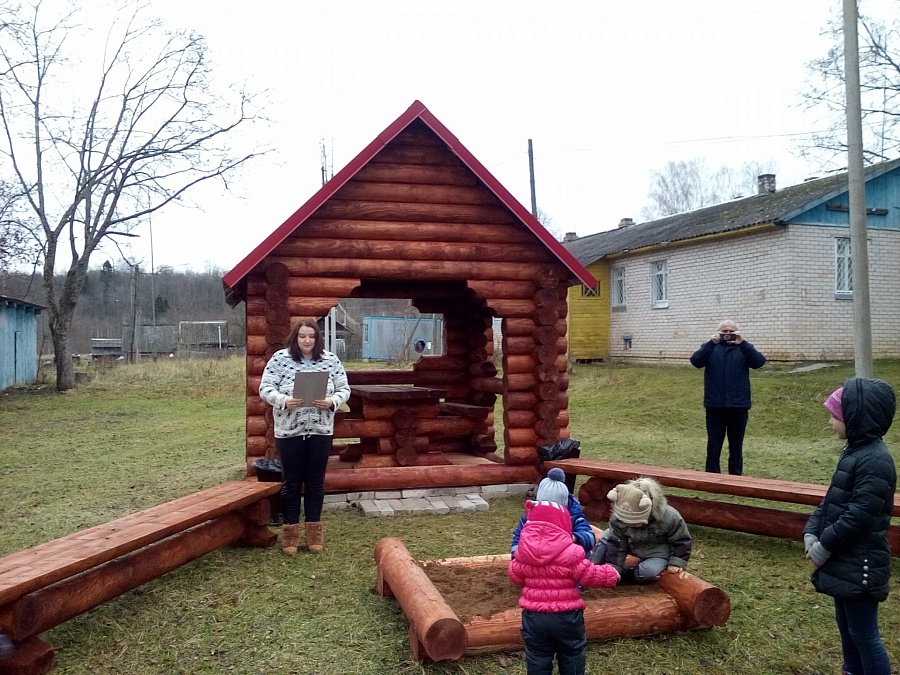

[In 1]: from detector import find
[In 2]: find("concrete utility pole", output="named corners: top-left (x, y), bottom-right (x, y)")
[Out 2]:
top-left (528, 139), bottom-right (537, 217)
top-left (129, 265), bottom-right (140, 364)
top-left (844, 0), bottom-right (874, 377)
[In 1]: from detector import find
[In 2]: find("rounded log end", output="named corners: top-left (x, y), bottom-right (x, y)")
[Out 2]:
top-left (692, 587), bottom-right (732, 626)
top-left (422, 616), bottom-right (468, 661)
top-left (373, 537), bottom-right (407, 566)
top-left (658, 570), bottom-right (732, 627)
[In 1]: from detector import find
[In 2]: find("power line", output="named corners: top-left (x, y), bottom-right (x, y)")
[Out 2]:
top-left (487, 128), bottom-right (837, 171)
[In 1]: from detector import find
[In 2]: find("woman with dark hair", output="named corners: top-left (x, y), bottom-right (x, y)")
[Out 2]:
top-left (260, 317), bottom-right (350, 554)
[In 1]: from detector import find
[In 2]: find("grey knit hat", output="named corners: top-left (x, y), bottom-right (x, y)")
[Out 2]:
top-left (607, 482), bottom-right (652, 526)
top-left (535, 467), bottom-right (569, 506)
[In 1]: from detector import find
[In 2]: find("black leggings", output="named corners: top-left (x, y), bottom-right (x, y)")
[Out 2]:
top-left (276, 434), bottom-right (332, 525)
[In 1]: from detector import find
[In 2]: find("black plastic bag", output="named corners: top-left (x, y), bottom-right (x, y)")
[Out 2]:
top-left (537, 438), bottom-right (581, 462)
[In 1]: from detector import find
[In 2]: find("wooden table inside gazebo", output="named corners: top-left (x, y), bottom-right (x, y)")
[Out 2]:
top-left (350, 384), bottom-right (447, 403)
top-left (346, 385), bottom-right (447, 466)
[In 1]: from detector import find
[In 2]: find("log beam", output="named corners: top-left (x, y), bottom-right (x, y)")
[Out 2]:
top-left (325, 463), bottom-right (538, 492)
top-left (373, 538), bottom-right (467, 662)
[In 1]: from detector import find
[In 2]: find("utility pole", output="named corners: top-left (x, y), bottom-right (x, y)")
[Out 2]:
top-left (129, 264), bottom-right (140, 364)
top-left (149, 215), bottom-right (156, 358)
top-left (321, 138), bottom-right (337, 352)
top-left (844, 0), bottom-right (873, 377)
top-left (320, 139), bottom-right (333, 187)
top-left (528, 139), bottom-right (537, 217)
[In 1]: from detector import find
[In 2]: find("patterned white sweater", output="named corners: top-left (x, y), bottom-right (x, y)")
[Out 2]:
top-left (259, 349), bottom-right (351, 438)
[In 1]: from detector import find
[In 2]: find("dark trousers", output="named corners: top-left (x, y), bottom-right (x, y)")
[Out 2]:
top-left (276, 434), bottom-right (332, 525)
top-left (520, 609), bottom-right (587, 675)
top-left (834, 595), bottom-right (892, 675)
top-left (705, 407), bottom-right (748, 475)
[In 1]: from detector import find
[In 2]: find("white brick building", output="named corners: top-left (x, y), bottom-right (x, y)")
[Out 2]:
top-left (564, 158), bottom-right (900, 363)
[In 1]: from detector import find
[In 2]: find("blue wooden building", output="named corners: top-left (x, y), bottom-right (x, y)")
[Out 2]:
top-left (361, 315), bottom-right (443, 360)
top-left (0, 294), bottom-right (45, 391)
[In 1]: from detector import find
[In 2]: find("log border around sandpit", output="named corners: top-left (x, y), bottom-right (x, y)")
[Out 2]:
top-left (373, 537), bottom-right (731, 662)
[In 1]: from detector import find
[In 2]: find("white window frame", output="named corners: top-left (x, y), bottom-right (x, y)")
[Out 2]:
top-left (611, 267), bottom-right (626, 307)
top-left (650, 260), bottom-right (668, 308)
top-left (835, 237), bottom-right (853, 296)
top-left (581, 282), bottom-right (599, 297)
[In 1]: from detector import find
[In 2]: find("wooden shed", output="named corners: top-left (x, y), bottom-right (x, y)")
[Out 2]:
top-left (0, 294), bottom-right (44, 392)
top-left (223, 101), bottom-right (596, 493)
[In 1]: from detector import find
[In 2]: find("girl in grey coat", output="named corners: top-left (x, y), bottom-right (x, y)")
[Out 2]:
top-left (590, 477), bottom-right (691, 584)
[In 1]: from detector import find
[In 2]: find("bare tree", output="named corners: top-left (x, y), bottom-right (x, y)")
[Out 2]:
top-left (535, 206), bottom-right (562, 240)
top-left (0, 1), bottom-right (264, 390)
top-left (641, 159), bottom-right (777, 220)
top-left (642, 159), bottom-right (720, 219)
top-left (0, 178), bottom-right (39, 275)
top-left (801, 3), bottom-right (900, 166)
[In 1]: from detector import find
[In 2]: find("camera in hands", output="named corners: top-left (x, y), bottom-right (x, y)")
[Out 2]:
top-left (720, 332), bottom-right (736, 342)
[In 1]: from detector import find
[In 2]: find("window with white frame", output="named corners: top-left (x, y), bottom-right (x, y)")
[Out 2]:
top-left (835, 237), bottom-right (852, 296)
top-left (611, 267), bottom-right (626, 307)
top-left (581, 282), bottom-right (599, 297)
top-left (651, 260), bottom-right (668, 308)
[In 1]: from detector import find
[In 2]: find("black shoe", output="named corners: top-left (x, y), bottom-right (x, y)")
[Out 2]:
top-left (621, 566), bottom-right (637, 583)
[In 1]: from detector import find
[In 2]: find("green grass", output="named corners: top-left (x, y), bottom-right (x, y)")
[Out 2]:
top-left (1, 357), bottom-right (899, 674)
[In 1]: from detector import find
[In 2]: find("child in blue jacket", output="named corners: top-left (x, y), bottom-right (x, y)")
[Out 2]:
top-left (511, 468), bottom-right (596, 558)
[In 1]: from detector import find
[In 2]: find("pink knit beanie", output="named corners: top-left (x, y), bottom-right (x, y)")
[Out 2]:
top-left (824, 387), bottom-right (844, 421)
top-left (525, 499), bottom-right (573, 534)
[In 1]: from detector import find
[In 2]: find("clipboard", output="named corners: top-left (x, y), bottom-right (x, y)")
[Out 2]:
top-left (293, 371), bottom-right (329, 405)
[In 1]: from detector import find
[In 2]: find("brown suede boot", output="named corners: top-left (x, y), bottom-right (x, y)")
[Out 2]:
top-left (305, 522), bottom-right (324, 553)
top-left (282, 524), bottom-right (300, 555)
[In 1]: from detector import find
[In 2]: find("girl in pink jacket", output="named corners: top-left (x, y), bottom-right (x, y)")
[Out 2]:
top-left (508, 499), bottom-right (620, 675)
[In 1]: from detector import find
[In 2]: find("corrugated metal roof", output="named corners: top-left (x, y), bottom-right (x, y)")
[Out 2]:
top-left (564, 157), bottom-right (900, 265)
top-left (222, 100), bottom-right (596, 303)
top-left (0, 294), bottom-right (45, 312)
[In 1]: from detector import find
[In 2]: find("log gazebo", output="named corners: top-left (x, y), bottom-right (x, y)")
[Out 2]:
top-left (222, 100), bottom-right (597, 493)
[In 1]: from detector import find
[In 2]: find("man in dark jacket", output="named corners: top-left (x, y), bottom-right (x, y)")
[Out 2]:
top-left (804, 378), bottom-right (896, 675)
top-left (689, 319), bottom-right (766, 475)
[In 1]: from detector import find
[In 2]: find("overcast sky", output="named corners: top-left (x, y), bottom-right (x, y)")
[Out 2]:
top-left (79, 0), bottom-right (890, 272)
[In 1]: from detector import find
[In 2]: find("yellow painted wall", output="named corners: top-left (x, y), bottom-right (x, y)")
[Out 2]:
top-left (566, 260), bottom-right (609, 360)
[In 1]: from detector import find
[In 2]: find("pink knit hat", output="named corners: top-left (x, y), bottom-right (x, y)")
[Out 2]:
top-left (824, 387), bottom-right (844, 421)
top-left (524, 499), bottom-right (573, 534)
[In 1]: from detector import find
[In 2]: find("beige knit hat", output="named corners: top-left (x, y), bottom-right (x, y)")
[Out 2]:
top-left (607, 482), bottom-right (652, 526)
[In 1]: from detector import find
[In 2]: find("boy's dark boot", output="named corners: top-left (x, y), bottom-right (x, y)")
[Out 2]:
top-left (621, 566), bottom-right (637, 583)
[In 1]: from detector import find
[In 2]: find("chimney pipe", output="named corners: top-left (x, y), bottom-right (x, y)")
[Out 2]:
top-left (757, 174), bottom-right (776, 195)
top-left (563, 232), bottom-right (579, 242)
top-left (618, 217), bottom-right (634, 229)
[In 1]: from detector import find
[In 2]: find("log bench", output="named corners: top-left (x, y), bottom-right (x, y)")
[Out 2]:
top-left (0, 480), bottom-right (280, 675)
top-left (544, 459), bottom-right (900, 556)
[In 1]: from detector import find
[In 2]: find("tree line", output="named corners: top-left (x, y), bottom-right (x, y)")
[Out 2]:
top-left (0, 264), bottom-right (244, 358)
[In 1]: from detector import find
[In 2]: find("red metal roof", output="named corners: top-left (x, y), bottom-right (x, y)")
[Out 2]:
top-left (222, 100), bottom-right (597, 292)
